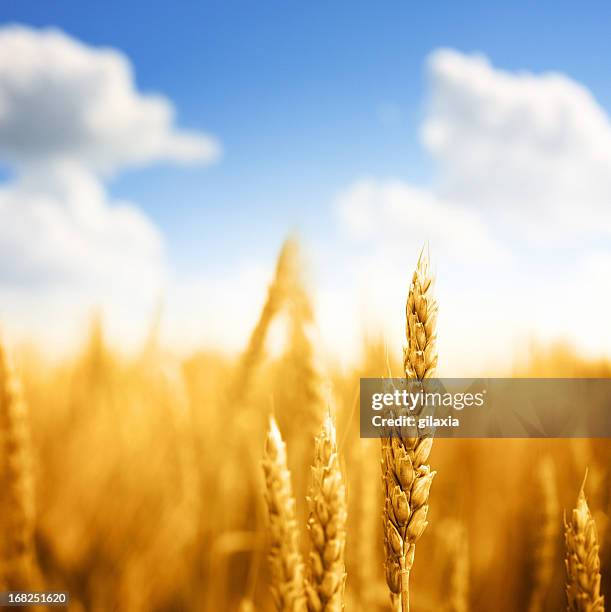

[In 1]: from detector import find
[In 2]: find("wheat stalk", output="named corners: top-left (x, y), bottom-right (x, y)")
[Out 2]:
top-left (446, 521), bottom-right (469, 612)
top-left (528, 455), bottom-right (559, 612)
top-left (355, 438), bottom-right (381, 609)
top-left (232, 239), bottom-right (297, 400)
top-left (382, 251), bottom-right (438, 612)
top-left (564, 471), bottom-right (605, 612)
top-left (305, 415), bottom-right (347, 611)
top-left (286, 252), bottom-right (325, 425)
top-left (282, 240), bottom-right (326, 518)
top-left (0, 336), bottom-right (36, 590)
top-left (216, 239), bottom-right (299, 538)
top-left (262, 417), bottom-right (307, 611)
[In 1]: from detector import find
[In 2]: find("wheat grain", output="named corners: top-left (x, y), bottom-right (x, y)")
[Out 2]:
top-left (305, 415), bottom-right (347, 611)
top-left (382, 251), bottom-right (438, 612)
top-left (564, 471), bottom-right (604, 612)
top-left (528, 455), bottom-right (559, 612)
top-left (402, 252), bottom-right (438, 382)
top-left (262, 417), bottom-right (307, 611)
top-left (0, 336), bottom-right (36, 590)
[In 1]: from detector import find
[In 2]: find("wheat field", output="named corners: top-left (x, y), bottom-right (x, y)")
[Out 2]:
top-left (0, 238), bottom-right (609, 611)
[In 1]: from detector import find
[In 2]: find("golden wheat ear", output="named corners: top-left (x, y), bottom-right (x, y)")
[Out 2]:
top-left (564, 470), bottom-right (605, 612)
top-left (0, 337), bottom-right (36, 590)
top-left (262, 417), bottom-right (307, 612)
top-left (382, 250), bottom-right (438, 612)
top-left (305, 414), bottom-right (347, 611)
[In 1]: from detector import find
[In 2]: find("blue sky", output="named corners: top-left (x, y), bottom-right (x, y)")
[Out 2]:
top-left (3, 1), bottom-right (611, 275)
top-left (2, 3), bottom-right (611, 368)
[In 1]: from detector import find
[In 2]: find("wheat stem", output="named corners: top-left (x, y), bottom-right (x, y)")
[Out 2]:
top-left (528, 455), bottom-right (559, 612)
top-left (232, 238), bottom-right (298, 401)
top-left (355, 438), bottom-right (380, 609)
top-left (444, 519), bottom-right (469, 612)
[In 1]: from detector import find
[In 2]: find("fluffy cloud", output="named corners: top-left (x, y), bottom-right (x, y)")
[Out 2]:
top-left (0, 26), bottom-right (220, 172)
top-left (334, 50), bottom-right (611, 368)
top-left (341, 49), bottom-right (611, 250)
top-left (0, 162), bottom-right (162, 288)
top-left (0, 26), bottom-right (220, 349)
top-left (423, 49), bottom-right (611, 240)
top-left (337, 178), bottom-right (505, 263)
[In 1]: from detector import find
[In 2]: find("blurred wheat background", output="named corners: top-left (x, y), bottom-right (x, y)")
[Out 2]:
top-left (0, 238), bottom-right (608, 611)
top-left (2, 5), bottom-right (611, 611)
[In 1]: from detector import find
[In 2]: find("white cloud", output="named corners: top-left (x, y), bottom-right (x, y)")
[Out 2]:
top-left (422, 48), bottom-right (611, 241)
top-left (0, 26), bottom-right (221, 350)
top-left (0, 161), bottom-right (163, 288)
top-left (0, 26), bottom-right (220, 172)
top-left (337, 178), bottom-right (505, 263)
top-left (333, 49), bottom-right (611, 368)
top-left (341, 49), bottom-right (611, 249)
